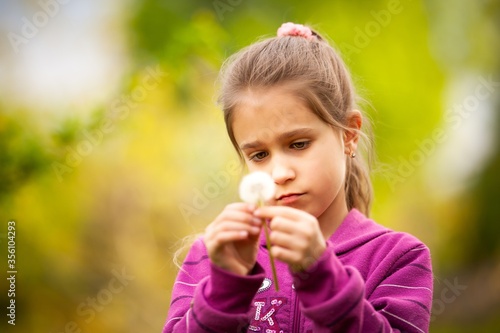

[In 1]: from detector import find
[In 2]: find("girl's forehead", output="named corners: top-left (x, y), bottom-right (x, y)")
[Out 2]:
top-left (232, 91), bottom-right (330, 145)
top-left (234, 92), bottom-right (309, 125)
top-left (234, 86), bottom-right (307, 119)
top-left (237, 84), bottom-right (304, 106)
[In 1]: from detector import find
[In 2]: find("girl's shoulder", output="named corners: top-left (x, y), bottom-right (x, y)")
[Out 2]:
top-left (331, 209), bottom-right (430, 257)
top-left (174, 235), bottom-right (209, 270)
top-left (331, 209), bottom-right (432, 285)
top-left (185, 236), bottom-right (208, 259)
top-left (174, 236), bottom-right (211, 283)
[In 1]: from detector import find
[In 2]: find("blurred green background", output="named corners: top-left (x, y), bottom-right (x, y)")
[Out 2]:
top-left (1, 0), bottom-right (499, 332)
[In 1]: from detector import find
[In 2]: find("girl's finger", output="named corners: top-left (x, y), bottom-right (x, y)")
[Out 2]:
top-left (225, 202), bottom-right (257, 213)
top-left (269, 228), bottom-right (307, 249)
top-left (268, 216), bottom-right (299, 234)
top-left (208, 230), bottom-right (250, 246)
top-left (211, 221), bottom-right (261, 235)
top-left (270, 246), bottom-right (302, 264)
top-left (215, 210), bottom-right (261, 226)
top-left (254, 205), bottom-right (310, 221)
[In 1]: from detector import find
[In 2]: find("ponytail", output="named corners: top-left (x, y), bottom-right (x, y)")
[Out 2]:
top-left (346, 151), bottom-right (373, 216)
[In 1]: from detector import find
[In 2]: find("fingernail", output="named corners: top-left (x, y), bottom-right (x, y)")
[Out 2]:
top-left (251, 226), bottom-right (260, 234)
top-left (252, 217), bottom-right (261, 225)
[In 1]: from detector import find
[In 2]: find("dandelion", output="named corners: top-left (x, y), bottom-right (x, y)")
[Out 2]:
top-left (239, 171), bottom-right (279, 291)
top-left (239, 171), bottom-right (276, 204)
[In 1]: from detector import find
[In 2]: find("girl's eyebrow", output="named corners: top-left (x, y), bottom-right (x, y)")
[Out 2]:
top-left (239, 128), bottom-right (314, 150)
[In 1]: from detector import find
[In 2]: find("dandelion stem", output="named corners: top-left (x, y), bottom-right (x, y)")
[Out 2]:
top-left (259, 200), bottom-right (279, 291)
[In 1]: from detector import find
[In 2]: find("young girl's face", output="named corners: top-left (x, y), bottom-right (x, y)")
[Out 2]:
top-left (232, 85), bottom-right (353, 233)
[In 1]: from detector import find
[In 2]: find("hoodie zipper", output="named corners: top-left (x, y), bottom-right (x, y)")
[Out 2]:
top-left (292, 285), bottom-right (300, 333)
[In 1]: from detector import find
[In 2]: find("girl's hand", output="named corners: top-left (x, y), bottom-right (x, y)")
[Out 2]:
top-left (204, 203), bottom-right (262, 276)
top-left (255, 206), bottom-right (326, 272)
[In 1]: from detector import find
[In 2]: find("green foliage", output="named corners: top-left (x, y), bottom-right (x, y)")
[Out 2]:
top-left (0, 112), bottom-right (51, 198)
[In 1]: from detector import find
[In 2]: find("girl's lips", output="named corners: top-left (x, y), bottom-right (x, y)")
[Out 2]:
top-left (277, 193), bottom-right (303, 204)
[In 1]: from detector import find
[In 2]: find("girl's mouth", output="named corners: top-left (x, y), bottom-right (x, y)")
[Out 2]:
top-left (277, 193), bottom-right (304, 204)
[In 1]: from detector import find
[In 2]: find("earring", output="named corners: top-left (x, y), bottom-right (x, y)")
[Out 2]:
top-left (350, 151), bottom-right (356, 158)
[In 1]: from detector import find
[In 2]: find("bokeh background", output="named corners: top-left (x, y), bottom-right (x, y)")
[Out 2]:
top-left (1, 0), bottom-right (499, 332)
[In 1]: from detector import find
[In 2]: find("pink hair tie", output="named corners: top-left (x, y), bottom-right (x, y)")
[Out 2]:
top-left (277, 22), bottom-right (316, 41)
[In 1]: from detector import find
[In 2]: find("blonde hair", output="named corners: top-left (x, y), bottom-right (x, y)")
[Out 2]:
top-left (217, 26), bottom-right (373, 216)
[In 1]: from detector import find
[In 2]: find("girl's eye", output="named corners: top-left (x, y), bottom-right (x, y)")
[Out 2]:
top-left (291, 141), bottom-right (310, 150)
top-left (249, 151), bottom-right (268, 161)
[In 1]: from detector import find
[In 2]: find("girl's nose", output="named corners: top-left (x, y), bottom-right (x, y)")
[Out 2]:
top-left (271, 160), bottom-right (295, 185)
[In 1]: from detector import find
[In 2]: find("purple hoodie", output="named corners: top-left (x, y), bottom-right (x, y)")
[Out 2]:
top-left (163, 209), bottom-right (433, 332)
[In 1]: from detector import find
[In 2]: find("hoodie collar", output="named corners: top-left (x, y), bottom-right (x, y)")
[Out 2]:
top-left (329, 208), bottom-right (389, 255)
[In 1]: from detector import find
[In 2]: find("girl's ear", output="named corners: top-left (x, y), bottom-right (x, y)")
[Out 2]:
top-left (343, 110), bottom-right (362, 155)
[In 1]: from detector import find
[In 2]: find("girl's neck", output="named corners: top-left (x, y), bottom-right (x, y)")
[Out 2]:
top-left (318, 191), bottom-right (349, 240)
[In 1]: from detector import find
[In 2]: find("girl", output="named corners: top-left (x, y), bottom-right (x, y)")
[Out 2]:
top-left (163, 22), bottom-right (433, 332)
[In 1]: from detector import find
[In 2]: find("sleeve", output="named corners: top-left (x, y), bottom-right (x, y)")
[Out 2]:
top-left (292, 240), bottom-right (433, 333)
top-left (162, 238), bottom-right (266, 333)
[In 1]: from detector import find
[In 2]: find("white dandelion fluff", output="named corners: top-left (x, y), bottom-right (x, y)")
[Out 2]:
top-left (239, 171), bottom-right (276, 204)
